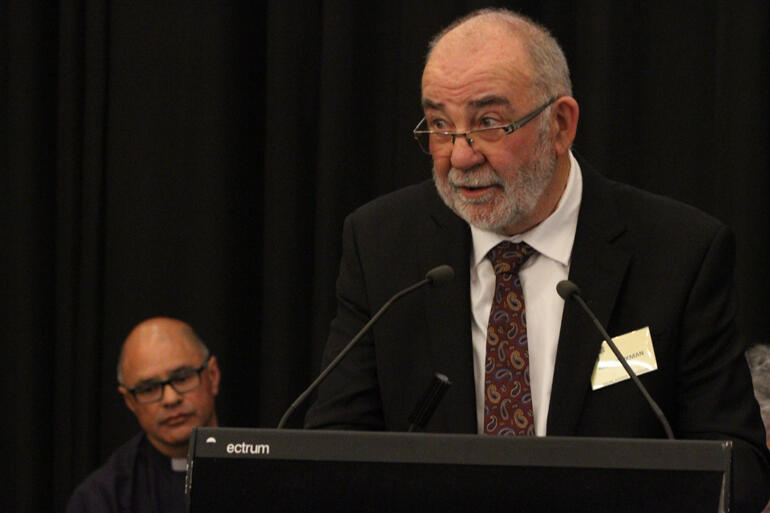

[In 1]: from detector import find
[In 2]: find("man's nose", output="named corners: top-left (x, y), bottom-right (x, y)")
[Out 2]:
top-left (160, 383), bottom-right (184, 405)
top-left (449, 134), bottom-right (485, 170)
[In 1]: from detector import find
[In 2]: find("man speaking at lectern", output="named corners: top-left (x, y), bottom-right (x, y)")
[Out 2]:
top-left (304, 7), bottom-right (770, 511)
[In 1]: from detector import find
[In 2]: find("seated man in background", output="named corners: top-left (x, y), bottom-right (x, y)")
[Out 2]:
top-left (67, 317), bottom-right (221, 513)
top-left (747, 343), bottom-right (770, 512)
top-left (748, 344), bottom-right (770, 447)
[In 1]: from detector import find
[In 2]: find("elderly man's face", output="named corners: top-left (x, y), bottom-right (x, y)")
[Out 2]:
top-left (119, 324), bottom-right (220, 458)
top-left (421, 30), bottom-right (558, 236)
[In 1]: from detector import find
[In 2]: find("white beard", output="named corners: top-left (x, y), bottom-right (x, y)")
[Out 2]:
top-left (432, 128), bottom-right (556, 234)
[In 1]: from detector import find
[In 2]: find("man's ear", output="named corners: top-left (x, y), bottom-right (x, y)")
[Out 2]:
top-left (206, 356), bottom-right (221, 396)
top-left (119, 385), bottom-right (137, 415)
top-left (550, 96), bottom-right (579, 156)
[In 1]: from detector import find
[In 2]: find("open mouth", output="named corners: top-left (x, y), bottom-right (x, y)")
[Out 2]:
top-left (457, 184), bottom-right (498, 198)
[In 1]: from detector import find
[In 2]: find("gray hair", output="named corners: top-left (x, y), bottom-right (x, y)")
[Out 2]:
top-left (746, 343), bottom-right (770, 432)
top-left (427, 8), bottom-right (573, 103)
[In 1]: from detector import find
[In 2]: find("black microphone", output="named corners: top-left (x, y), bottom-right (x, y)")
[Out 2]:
top-left (556, 280), bottom-right (675, 440)
top-left (277, 264), bottom-right (455, 429)
top-left (408, 372), bottom-right (452, 432)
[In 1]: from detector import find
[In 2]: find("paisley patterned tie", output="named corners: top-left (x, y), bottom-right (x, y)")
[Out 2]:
top-left (483, 240), bottom-right (536, 436)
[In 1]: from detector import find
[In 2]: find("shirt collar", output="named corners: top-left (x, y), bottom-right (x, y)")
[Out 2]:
top-left (471, 150), bottom-right (583, 268)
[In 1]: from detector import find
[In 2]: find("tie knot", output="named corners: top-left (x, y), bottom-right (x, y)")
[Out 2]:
top-left (487, 241), bottom-right (535, 275)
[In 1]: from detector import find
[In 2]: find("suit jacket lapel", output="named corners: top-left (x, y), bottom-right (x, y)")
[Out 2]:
top-left (547, 164), bottom-right (631, 435)
top-left (417, 185), bottom-right (477, 433)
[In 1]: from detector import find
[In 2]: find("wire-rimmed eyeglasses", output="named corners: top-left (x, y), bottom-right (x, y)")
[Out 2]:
top-left (121, 354), bottom-right (211, 404)
top-left (412, 96), bottom-right (557, 156)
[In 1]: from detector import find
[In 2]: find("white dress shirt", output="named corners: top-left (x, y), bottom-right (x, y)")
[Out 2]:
top-left (470, 151), bottom-right (582, 435)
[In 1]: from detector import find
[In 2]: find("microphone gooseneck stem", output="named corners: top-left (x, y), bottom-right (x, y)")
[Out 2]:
top-left (571, 292), bottom-right (675, 440)
top-left (277, 277), bottom-right (432, 429)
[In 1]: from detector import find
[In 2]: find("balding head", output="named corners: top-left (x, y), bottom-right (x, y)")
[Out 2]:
top-left (425, 9), bottom-right (572, 103)
top-left (117, 317), bottom-right (208, 383)
top-left (117, 317), bottom-right (220, 458)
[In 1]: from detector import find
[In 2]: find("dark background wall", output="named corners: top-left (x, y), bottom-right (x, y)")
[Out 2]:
top-left (2, 1), bottom-right (768, 511)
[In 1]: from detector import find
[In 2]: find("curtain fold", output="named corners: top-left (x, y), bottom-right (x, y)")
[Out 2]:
top-left (53, 2), bottom-right (109, 505)
top-left (3, 3), bottom-right (60, 511)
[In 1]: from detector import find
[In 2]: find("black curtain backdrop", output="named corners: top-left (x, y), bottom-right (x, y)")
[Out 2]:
top-left (2, 1), bottom-right (768, 511)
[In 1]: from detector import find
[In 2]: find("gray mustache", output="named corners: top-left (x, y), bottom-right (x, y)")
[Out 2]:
top-left (447, 167), bottom-right (503, 188)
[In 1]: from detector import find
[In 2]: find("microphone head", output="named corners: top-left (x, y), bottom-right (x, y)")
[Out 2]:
top-left (556, 280), bottom-right (581, 300)
top-left (426, 265), bottom-right (455, 286)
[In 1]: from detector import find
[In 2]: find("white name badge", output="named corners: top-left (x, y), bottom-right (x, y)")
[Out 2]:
top-left (590, 326), bottom-right (658, 390)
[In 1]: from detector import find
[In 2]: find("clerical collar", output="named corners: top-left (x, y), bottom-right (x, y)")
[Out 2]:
top-left (171, 457), bottom-right (187, 472)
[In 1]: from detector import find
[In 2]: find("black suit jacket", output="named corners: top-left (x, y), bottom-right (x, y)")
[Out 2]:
top-left (305, 163), bottom-right (770, 511)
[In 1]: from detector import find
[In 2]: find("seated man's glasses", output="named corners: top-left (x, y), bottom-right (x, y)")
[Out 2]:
top-left (122, 354), bottom-right (210, 404)
top-left (413, 96), bottom-right (557, 157)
